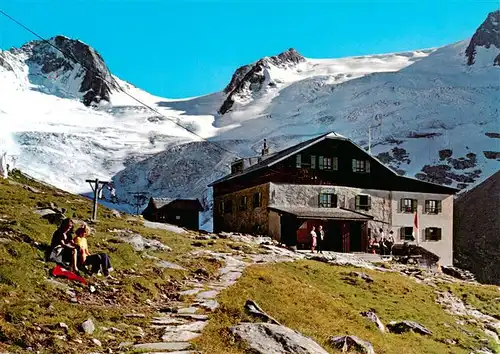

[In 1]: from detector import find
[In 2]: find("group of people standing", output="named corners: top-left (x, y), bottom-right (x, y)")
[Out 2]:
top-left (309, 225), bottom-right (325, 253)
top-left (48, 218), bottom-right (113, 276)
top-left (369, 228), bottom-right (395, 255)
top-left (308, 225), bottom-right (395, 255)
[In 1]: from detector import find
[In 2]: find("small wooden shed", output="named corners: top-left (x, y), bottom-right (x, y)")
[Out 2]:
top-left (142, 197), bottom-right (203, 230)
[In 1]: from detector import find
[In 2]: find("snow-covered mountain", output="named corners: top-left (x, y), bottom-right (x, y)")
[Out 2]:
top-left (1, 11), bottom-right (499, 229)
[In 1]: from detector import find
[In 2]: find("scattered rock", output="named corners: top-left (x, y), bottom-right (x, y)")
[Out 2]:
top-left (441, 266), bottom-right (477, 282)
top-left (132, 342), bottom-right (192, 351)
top-left (116, 231), bottom-right (171, 252)
top-left (387, 320), bottom-right (432, 336)
top-left (81, 319), bottom-right (96, 335)
top-left (192, 241), bottom-right (205, 247)
top-left (483, 151), bottom-right (500, 160)
top-left (151, 317), bottom-right (186, 326)
top-left (196, 235), bottom-right (211, 240)
top-left (23, 185), bottom-right (42, 194)
top-left (91, 338), bottom-right (102, 346)
top-left (230, 322), bottom-right (329, 354)
top-left (179, 288), bottom-right (204, 296)
top-left (485, 132), bottom-right (500, 139)
top-left (177, 307), bottom-right (198, 314)
top-left (245, 299), bottom-right (282, 325)
top-left (111, 210), bottom-right (121, 218)
top-left (439, 149), bottom-right (453, 160)
top-left (442, 338), bottom-right (457, 345)
top-left (174, 314), bottom-right (208, 321)
top-left (58, 322), bottom-right (69, 332)
top-left (360, 311), bottom-right (385, 333)
top-left (330, 335), bottom-right (375, 354)
top-left (161, 330), bottom-right (201, 342)
top-left (157, 261), bottom-right (186, 271)
top-left (196, 290), bottom-right (219, 300)
top-left (196, 299), bottom-right (219, 312)
top-left (194, 268), bottom-right (210, 278)
top-left (350, 272), bottom-right (374, 283)
top-left (123, 313), bottom-right (146, 318)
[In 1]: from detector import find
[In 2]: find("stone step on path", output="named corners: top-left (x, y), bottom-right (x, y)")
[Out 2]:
top-left (131, 248), bottom-right (299, 353)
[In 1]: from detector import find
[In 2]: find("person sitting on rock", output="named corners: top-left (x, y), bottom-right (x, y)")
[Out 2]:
top-left (49, 218), bottom-right (78, 272)
top-left (73, 224), bottom-right (113, 277)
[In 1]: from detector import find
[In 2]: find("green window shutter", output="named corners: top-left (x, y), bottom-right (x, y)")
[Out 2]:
top-left (296, 154), bottom-right (302, 168)
top-left (400, 199), bottom-right (405, 212)
top-left (333, 157), bottom-right (338, 170)
top-left (352, 159), bottom-right (357, 172)
top-left (319, 156), bottom-right (324, 170)
top-left (367, 196), bottom-right (372, 210)
top-left (311, 155), bottom-right (316, 169)
top-left (437, 201), bottom-right (442, 213)
top-left (424, 200), bottom-right (429, 213)
top-left (333, 194), bottom-right (338, 208)
top-left (437, 228), bottom-right (442, 240)
top-left (355, 195), bottom-right (360, 210)
top-left (412, 199), bottom-right (418, 212)
top-left (366, 160), bottom-right (371, 173)
top-left (399, 227), bottom-right (404, 241)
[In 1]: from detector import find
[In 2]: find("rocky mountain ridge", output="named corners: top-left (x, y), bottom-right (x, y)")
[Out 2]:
top-left (219, 48), bottom-right (305, 114)
top-left (0, 35), bottom-right (118, 105)
top-left (465, 10), bottom-right (500, 66)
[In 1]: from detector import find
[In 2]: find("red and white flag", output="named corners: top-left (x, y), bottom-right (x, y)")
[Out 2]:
top-left (413, 211), bottom-right (419, 243)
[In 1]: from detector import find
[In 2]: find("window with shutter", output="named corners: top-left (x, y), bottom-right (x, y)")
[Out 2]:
top-left (424, 227), bottom-right (442, 241)
top-left (425, 200), bottom-right (441, 214)
top-left (401, 198), bottom-right (417, 213)
top-left (352, 159), bottom-right (370, 173)
top-left (319, 156), bottom-right (324, 170)
top-left (311, 155), bottom-right (316, 169)
top-left (319, 193), bottom-right (337, 208)
top-left (253, 192), bottom-right (261, 208)
top-left (239, 196), bottom-right (247, 211)
top-left (332, 157), bottom-right (339, 171)
top-left (356, 195), bottom-right (371, 211)
top-left (401, 227), bottom-right (414, 241)
top-left (295, 154), bottom-right (302, 168)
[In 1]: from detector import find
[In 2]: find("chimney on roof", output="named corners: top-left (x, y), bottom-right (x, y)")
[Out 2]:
top-left (261, 139), bottom-right (269, 156)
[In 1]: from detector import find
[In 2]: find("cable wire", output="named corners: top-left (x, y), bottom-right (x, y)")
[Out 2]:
top-left (0, 8), bottom-right (243, 159)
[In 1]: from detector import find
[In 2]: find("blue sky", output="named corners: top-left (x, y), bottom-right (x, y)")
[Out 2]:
top-left (0, 0), bottom-right (497, 98)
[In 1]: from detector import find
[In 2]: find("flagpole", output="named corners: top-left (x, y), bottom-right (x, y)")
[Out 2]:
top-left (414, 210), bottom-right (419, 246)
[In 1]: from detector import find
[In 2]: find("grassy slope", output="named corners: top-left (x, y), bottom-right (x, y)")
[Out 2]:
top-left (0, 172), bottom-right (248, 353)
top-left (1, 171), bottom-right (499, 354)
top-left (195, 261), bottom-right (499, 354)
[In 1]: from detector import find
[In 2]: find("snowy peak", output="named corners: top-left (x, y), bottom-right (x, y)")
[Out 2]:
top-left (3, 35), bottom-right (118, 106)
top-left (219, 48), bottom-right (305, 114)
top-left (465, 10), bottom-right (500, 66)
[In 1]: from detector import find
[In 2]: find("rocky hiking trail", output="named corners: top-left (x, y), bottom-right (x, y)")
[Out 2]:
top-left (110, 239), bottom-right (304, 353)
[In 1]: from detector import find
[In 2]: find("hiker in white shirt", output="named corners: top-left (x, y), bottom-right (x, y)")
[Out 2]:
top-left (310, 226), bottom-right (317, 253)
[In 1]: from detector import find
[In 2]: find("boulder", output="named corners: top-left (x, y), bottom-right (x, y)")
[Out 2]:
top-left (360, 311), bottom-right (385, 333)
top-left (81, 319), bottom-right (95, 334)
top-left (350, 272), bottom-right (374, 283)
top-left (330, 335), bottom-right (375, 354)
top-left (245, 299), bottom-right (281, 325)
top-left (230, 322), bottom-right (329, 354)
top-left (387, 320), bottom-right (432, 336)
